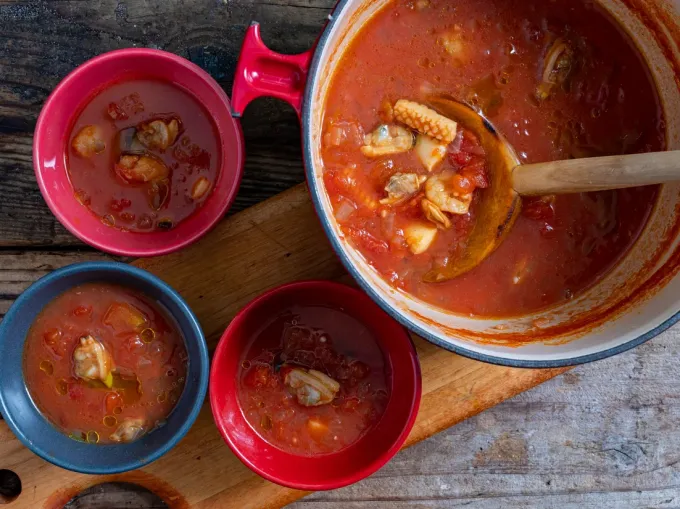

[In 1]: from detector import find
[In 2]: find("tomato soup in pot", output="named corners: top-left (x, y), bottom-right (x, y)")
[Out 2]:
top-left (321, 0), bottom-right (664, 318)
top-left (300, 0), bottom-right (680, 363)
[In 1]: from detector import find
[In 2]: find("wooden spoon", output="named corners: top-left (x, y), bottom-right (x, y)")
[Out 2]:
top-left (424, 95), bottom-right (680, 282)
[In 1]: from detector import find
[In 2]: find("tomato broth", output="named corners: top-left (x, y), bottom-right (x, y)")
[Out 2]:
top-left (23, 283), bottom-right (188, 444)
top-left (238, 305), bottom-right (390, 456)
top-left (67, 79), bottom-right (220, 232)
top-left (321, 0), bottom-right (664, 317)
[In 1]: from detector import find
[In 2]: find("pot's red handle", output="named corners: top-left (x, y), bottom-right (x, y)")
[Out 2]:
top-left (231, 21), bottom-right (313, 119)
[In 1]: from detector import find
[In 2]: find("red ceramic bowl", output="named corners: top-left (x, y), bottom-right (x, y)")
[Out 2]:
top-left (209, 280), bottom-right (421, 490)
top-left (33, 48), bottom-right (243, 257)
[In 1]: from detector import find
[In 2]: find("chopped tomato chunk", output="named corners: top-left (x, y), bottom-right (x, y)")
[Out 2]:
top-left (103, 302), bottom-right (147, 333)
top-left (306, 417), bottom-right (330, 442)
top-left (344, 226), bottom-right (389, 254)
top-left (243, 365), bottom-right (279, 389)
top-left (72, 305), bottom-right (93, 318)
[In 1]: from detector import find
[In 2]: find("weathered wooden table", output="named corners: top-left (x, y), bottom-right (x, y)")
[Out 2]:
top-left (1, 1), bottom-right (680, 507)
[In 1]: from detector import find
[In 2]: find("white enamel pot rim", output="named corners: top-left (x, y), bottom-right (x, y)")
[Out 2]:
top-left (236, 0), bottom-right (680, 367)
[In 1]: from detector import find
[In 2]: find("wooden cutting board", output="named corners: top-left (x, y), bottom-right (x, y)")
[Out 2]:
top-left (0, 183), bottom-right (568, 508)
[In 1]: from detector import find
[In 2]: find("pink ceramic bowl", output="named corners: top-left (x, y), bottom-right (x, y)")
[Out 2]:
top-left (34, 48), bottom-right (243, 257)
top-left (209, 280), bottom-right (422, 490)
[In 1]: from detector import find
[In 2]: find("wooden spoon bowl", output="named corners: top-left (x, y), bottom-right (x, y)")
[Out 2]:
top-left (424, 95), bottom-right (522, 282)
top-left (426, 95), bottom-right (680, 281)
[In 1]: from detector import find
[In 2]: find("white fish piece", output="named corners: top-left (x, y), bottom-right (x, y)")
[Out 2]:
top-left (415, 134), bottom-right (448, 172)
top-left (404, 221), bottom-right (438, 254)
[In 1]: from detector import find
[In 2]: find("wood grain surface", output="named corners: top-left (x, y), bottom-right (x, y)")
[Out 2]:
top-left (1, 1), bottom-right (679, 508)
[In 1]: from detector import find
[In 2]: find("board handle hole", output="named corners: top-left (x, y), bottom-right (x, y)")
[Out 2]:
top-left (63, 482), bottom-right (170, 508)
top-left (0, 470), bottom-right (21, 504)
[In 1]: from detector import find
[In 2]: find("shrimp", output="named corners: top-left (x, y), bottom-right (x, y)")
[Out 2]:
top-left (73, 335), bottom-right (114, 388)
top-left (284, 367), bottom-right (340, 407)
top-left (115, 154), bottom-right (169, 183)
top-left (425, 171), bottom-right (472, 215)
top-left (72, 125), bottom-right (106, 158)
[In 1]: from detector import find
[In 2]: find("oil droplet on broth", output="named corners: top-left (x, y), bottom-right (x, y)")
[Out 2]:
top-left (86, 430), bottom-right (100, 444)
top-left (140, 328), bottom-right (156, 343)
top-left (74, 189), bottom-right (91, 206)
top-left (113, 406), bottom-right (123, 415)
top-left (103, 415), bottom-right (117, 428)
top-left (40, 360), bottom-right (54, 376)
top-left (56, 379), bottom-right (68, 395)
top-left (101, 214), bottom-right (116, 227)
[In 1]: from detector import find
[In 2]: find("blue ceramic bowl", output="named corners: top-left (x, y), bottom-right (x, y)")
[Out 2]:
top-left (0, 261), bottom-right (209, 474)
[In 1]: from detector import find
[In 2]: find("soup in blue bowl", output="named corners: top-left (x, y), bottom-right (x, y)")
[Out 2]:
top-left (0, 261), bottom-right (208, 474)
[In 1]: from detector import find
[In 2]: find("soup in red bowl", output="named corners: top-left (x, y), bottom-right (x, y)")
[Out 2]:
top-left (209, 281), bottom-right (421, 490)
top-left (68, 79), bottom-right (220, 233)
top-left (34, 48), bottom-right (243, 256)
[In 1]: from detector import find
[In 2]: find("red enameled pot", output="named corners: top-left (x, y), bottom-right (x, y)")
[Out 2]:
top-left (229, 4), bottom-right (680, 368)
top-left (34, 48), bottom-right (243, 257)
top-left (209, 281), bottom-right (422, 490)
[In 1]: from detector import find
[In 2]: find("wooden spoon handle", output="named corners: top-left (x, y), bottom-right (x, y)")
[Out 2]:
top-left (512, 150), bottom-right (680, 195)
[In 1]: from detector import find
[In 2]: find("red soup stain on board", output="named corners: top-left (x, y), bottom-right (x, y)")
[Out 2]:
top-left (23, 283), bottom-right (188, 444)
top-left (321, 0), bottom-right (665, 318)
top-left (67, 79), bottom-right (220, 233)
top-left (238, 305), bottom-right (390, 456)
